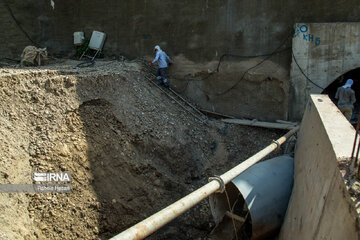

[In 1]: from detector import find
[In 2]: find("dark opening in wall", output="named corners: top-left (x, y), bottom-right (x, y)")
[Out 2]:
top-left (322, 68), bottom-right (360, 124)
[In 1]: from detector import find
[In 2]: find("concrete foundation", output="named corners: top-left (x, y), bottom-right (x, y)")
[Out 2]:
top-left (279, 94), bottom-right (360, 240)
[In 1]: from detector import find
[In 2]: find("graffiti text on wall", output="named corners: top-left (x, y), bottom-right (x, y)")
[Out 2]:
top-left (295, 24), bottom-right (320, 46)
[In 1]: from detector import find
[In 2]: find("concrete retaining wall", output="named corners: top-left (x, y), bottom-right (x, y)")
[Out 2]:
top-left (279, 94), bottom-right (360, 240)
top-left (2, 1), bottom-right (360, 121)
top-left (2, 1), bottom-right (360, 61)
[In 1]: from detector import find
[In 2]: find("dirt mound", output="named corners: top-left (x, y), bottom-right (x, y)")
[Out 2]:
top-left (0, 60), bottom-right (285, 239)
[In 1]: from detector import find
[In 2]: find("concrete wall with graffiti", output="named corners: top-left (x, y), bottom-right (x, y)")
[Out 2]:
top-left (289, 22), bottom-right (360, 120)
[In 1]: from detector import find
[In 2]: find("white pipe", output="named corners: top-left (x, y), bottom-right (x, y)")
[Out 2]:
top-left (110, 126), bottom-right (300, 240)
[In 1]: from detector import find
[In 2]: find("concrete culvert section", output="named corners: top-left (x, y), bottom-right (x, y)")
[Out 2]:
top-left (0, 60), bottom-right (286, 240)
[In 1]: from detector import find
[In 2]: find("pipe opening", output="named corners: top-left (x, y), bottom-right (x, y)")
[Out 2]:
top-left (209, 155), bottom-right (294, 240)
top-left (209, 183), bottom-right (252, 240)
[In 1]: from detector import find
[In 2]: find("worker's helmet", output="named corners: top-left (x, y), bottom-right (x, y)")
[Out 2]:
top-left (154, 45), bottom-right (161, 51)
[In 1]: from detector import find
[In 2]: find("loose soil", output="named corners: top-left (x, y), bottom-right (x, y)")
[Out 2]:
top-left (0, 59), bottom-right (286, 240)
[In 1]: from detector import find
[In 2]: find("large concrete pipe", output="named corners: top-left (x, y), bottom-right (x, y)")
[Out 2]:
top-left (209, 155), bottom-right (294, 240)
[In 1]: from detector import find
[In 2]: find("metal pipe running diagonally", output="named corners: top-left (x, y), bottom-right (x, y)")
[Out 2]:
top-left (110, 126), bottom-right (300, 240)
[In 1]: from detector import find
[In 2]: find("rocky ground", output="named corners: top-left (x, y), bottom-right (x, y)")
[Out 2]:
top-left (338, 159), bottom-right (360, 217)
top-left (0, 59), bottom-right (286, 240)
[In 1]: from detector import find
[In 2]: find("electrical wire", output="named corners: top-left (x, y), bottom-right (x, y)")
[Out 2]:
top-left (216, 47), bottom-right (291, 72)
top-left (172, 77), bottom-right (190, 93)
top-left (197, 31), bottom-right (294, 96)
top-left (74, 58), bottom-right (125, 69)
top-left (2, 0), bottom-right (37, 46)
top-left (0, 58), bottom-right (20, 63)
top-left (0, 58), bottom-right (20, 67)
top-left (291, 52), bottom-right (324, 90)
top-left (174, 47), bottom-right (291, 88)
top-left (75, 60), bottom-right (95, 68)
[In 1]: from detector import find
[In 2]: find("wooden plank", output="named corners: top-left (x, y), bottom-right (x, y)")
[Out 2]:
top-left (225, 211), bottom-right (246, 223)
top-left (222, 118), bottom-right (298, 130)
top-left (199, 109), bottom-right (235, 119)
top-left (276, 120), bottom-right (299, 125)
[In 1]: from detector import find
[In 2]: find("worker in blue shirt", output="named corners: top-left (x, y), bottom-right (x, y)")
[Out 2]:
top-left (149, 45), bottom-right (173, 88)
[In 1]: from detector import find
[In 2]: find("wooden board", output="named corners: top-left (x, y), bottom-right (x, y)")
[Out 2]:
top-left (221, 119), bottom-right (298, 130)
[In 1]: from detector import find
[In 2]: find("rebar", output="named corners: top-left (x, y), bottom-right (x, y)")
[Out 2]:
top-left (351, 114), bottom-right (360, 168)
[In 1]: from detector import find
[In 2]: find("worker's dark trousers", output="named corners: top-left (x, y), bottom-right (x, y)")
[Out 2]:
top-left (156, 68), bottom-right (169, 88)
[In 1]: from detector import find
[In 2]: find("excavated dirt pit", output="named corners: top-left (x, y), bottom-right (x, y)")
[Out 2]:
top-left (0, 60), bottom-right (285, 240)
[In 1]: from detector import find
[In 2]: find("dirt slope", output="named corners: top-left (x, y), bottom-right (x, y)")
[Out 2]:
top-left (0, 59), bottom-right (285, 240)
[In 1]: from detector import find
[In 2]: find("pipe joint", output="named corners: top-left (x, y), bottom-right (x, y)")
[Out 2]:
top-left (272, 140), bottom-right (281, 152)
top-left (208, 175), bottom-right (226, 193)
